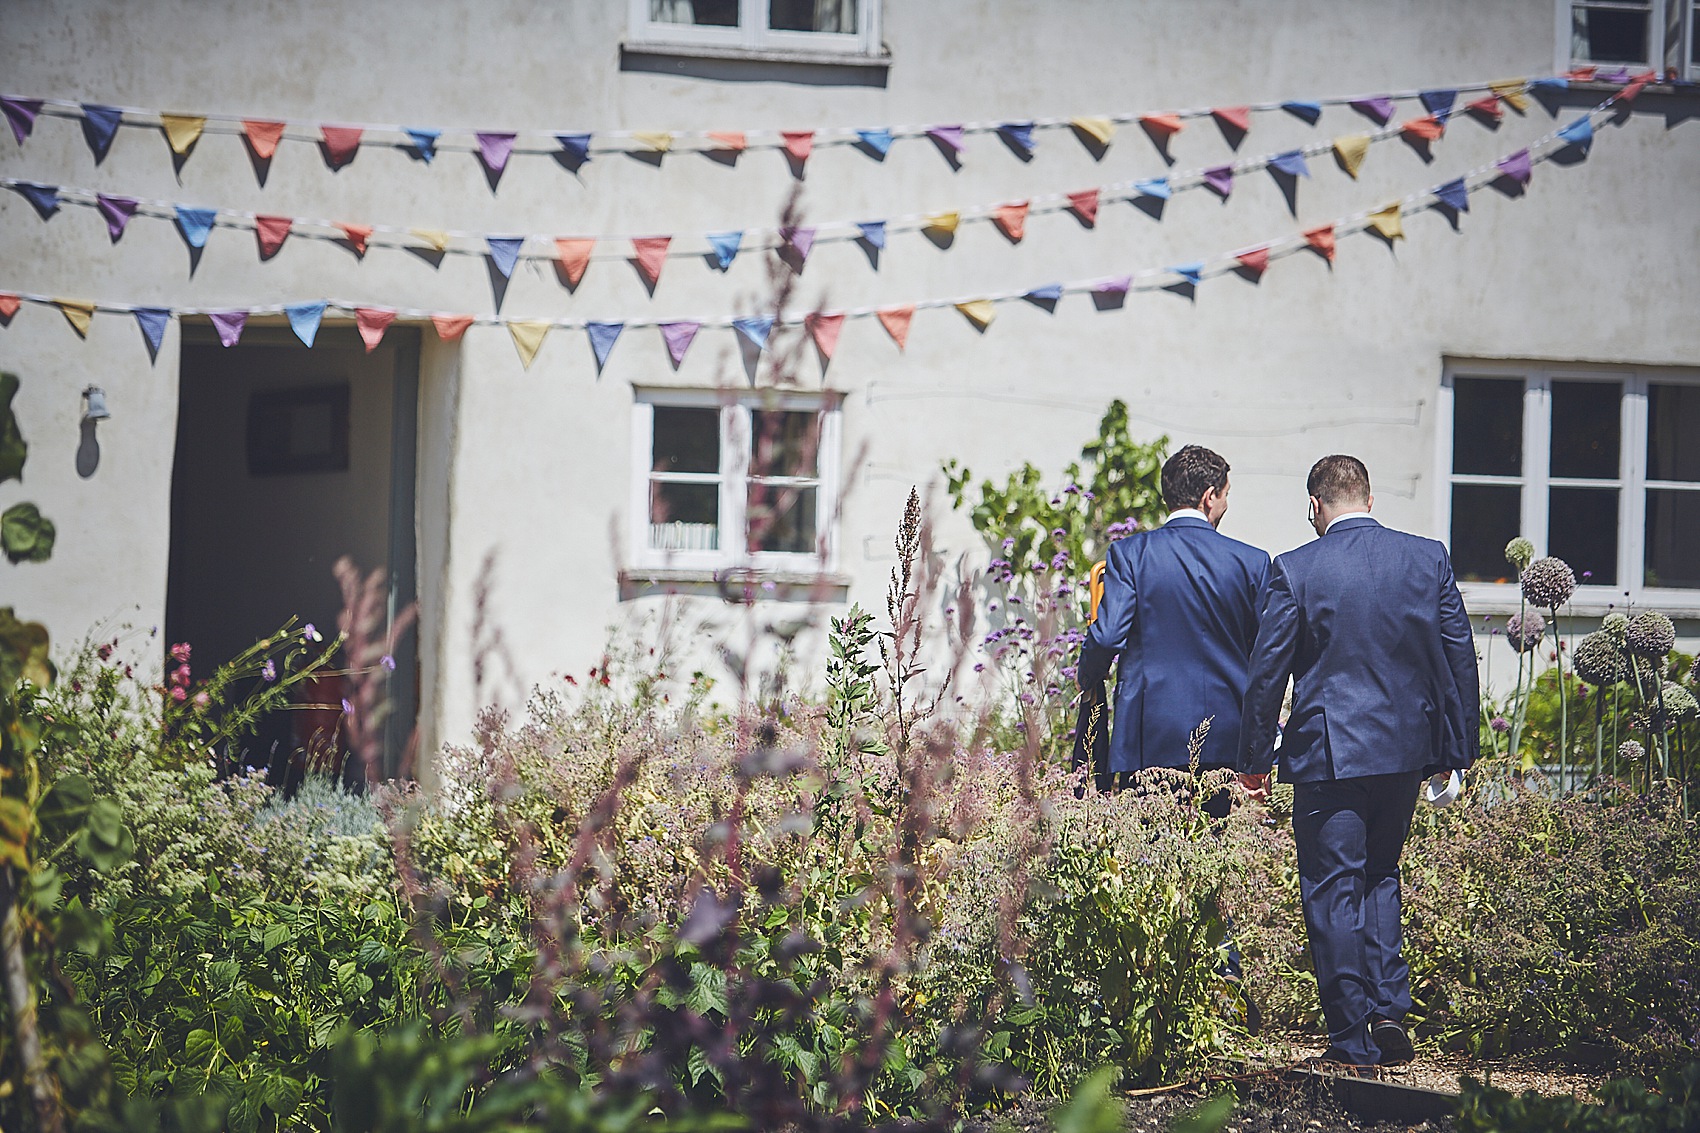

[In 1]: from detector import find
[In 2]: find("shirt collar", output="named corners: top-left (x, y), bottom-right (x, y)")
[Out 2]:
top-left (1324, 510), bottom-right (1376, 533)
top-left (1165, 508), bottom-right (1212, 526)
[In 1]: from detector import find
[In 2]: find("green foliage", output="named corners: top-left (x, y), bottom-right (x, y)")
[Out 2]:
top-left (1047, 1067), bottom-right (1123, 1133)
top-left (823, 603), bottom-right (886, 761)
top-left (2, 502), bottom-right (55, 564)
top-left (0, 372), bottom-right (26, 484)
top-left (1456, 1060), bottom-right (1700, 1132)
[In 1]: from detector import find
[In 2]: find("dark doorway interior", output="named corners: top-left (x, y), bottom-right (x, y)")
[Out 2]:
top-left (166, 324), bottom-right (419, 784)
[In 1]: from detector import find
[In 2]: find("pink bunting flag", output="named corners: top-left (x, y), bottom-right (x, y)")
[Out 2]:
top-left (1235, 247), bottom-right (1270, 277)
top-left (1303, 225), bottom-right (1337, 262)
top-left (556, 238), bottom-right (594, 286)
top-left (1400, 115), bottom-right (1445, 141)
top-left (1139, 113), bottom-right (1184, 138)
top-left (877, 305), bottom-right (914, 351)
top-left (1067, 189), bottom-right (1100, 226)
top-left (321, 125), bottom-right (363, 168)
top-left (993, 201), bottom-right (1029, 242)
top-left (432, 313), bottom-right (474, 341)
top-left (355, 307), bottom-right (396, 352)
top-left (707, 131), bottom-right (747, 151)
top-left (0, 293), bottom-right (19, 321)
top-left (806, 312), bottom-right (845, 361)
top-left (210, 310), bottom-right (248, 347)
top-left (475, 132), bottom-right (516, 175)
top-left (337, 223), bottom-right (373, 257)
top-left (660, 321), bottom-right (700, 367)
top-left (1465, 94), bottom-right (1504, 121)
top-left (1201, 165), bottom-right (1234, 198)
top-left (243, 120), bottom-right (285, 160)
top-left (781, 130), bottom-right (814, 162)
top-left (1211, 106), bottom-right (1251, 133)
top-left (255, 215), bottom-right (293, 259)
top-left (631, 236), bottom-right (671, 286)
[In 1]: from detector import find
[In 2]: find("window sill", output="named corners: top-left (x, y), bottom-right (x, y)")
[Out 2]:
top-left (619, 565), bottom-right (852, 602)
top-left (620, 40), bottom-right (891, 70)
top-left (1460, 587), bottom-right (1700, 620)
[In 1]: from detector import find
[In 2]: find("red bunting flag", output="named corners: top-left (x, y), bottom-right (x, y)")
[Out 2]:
top-left (1566, 66), bottom-right (1597, 81)
top-left (631, 236), bottom-right (671, 286)
top-left (781, 131), bottom-right (814, 162)
top-left (432, 314), bottom-right (473, 341)
top-left (805, 312), bottom-right (845, 361)
top-left (0, 293), bottom-right (19, 321)
top-left (243, 120), bottom-right (286, 160)
top-left (556, 238), bottom-right (594, 286)
top-left (1212, 106), bottom-right (1251, 133)
top-left (1139, 113), bottom-right (1184, 138)
top-left (1235, 246), bottom-right (1270, 277)
top-left (707, 131), bottom-right (746, 151)
top-left (1465, 94), bottom-right (1504, 121)
top-left (337, 223), bottom-right (373, 256)
top-left (877, 305), bottom-right (914, 351)
top-left (1400, 115), bottom-right (1446, 141)
top-left (254, 215), bottom-right (292, 259)
top-left (1621, 73), bottom-right (1653, 102)
top-left (1067, 189), bottom-right (1100, 226)
top-left (355, 307), bottom-right (396, 353)
top-left (1303, 224), bottom-right (1337, 262)
top-left (993, 201), bottom-right (1029, 242)
top-left (321, 125), bottom-right (363, 168)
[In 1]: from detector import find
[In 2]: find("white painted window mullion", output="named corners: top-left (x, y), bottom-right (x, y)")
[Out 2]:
top-left (1622, 373), bottom-right (1651, 604)
top-left (1525, 374), bottom-right (1553, 555)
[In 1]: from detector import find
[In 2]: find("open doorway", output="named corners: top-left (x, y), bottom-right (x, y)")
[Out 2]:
top-left (165, 323), bottom-right (419, 784)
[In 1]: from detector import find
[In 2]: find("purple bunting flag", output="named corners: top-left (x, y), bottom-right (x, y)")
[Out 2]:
top-left (174, 205), bottom-right (217, 249)
top-left (1497, 148), bottom-right (1532, 185)
top-left (405, 128), bottom-right (440, 162)
top-left (556, 133), bottom-right (592, 164)
top-left (1269, 149), bottom-right (1310, 178)
top-left (14, 181), bottom-right (59, 219)
top-left (476, 132), bottom-right (516, 176)
top-left (1434, 178), bottom-right (1470, 212)
top-left (856, 128), bottom-right (893, 157)
top-left (286, 301), bottom-right (326, 347)
top-left (780, 225), bottom-right (816, 262)
top-left (209, 310), bottom-right (247, 348)
top-left (486, 236), bottom-right (525, 278)
top-left (81, 104), bottom-right (123, 159)
top-left (1, 98), bottom-right (41, 144)
top-left (1202, 165), bottom-right (1234, 198)
top-left (1600, 67), bottom-right (1631, 84)
top-left (1094, 275), bottom-right (1133, 294)
top-left (133, 308), bottom-right (169, 357)
top-left (733, 315), bottom-right (774, 351)
top-left (660, 321), bottom-right (700, 367)
top-left (998, 121), bottom-right (1035, 156)
top-left (96, 194), bottom-right (138, 241)
top-left (1281, 100), bottom-right (1322, 125)
top-left (1419, 89), bottom-right (1457, 119)
top-left (707, 231), bottom-right (742, 270)
top-left (1349, 96), bottom-right (1396, 125)
top-left (927, 124), bottom-right (965, 156)
top-left (587, 321), bottom-right (623, 370)
top-left (856, 221), bottom-right (886, 249)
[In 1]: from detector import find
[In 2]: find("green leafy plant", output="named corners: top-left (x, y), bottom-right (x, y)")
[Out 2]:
top-left (1, 372), bottom-right (56, 566)
top-left (1456, 1059), bottom-right (1700, 1132)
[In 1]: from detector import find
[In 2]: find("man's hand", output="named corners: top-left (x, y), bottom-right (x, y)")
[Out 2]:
top-left (1238, 773), bottom-right (1271, 801)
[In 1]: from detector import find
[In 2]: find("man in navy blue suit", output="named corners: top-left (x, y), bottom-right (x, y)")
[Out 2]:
top-left (1241, 455), bottom-right (1479, 1071)
top-left (1078, 445), bottom-right (1271, 809)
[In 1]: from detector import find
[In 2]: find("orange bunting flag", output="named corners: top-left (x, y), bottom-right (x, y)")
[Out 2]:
top-left (1466, 94), bottom-right (1504, 120)
top-left (1304, 225), bottom-right (1337, 262)
top-left (781, 131), bottom-right (814, 162)
top-left (0, 294), bottom-right (20, 321)
top-left (955, 299), bottom-right (996, 331)
top-left (556, 238), bottom-right (594, 286)
top-left (993, 201), bottom-right (1029, 242)
top-left (707, 131), bottom-right (746, 152)
top-left (877, 305), bottom-right (914, 350)
top-left (1332, 134), bottom-right (1371, 178)
top-left (242, 119), bottom-right (285, 160)
top-left (355, 308), bottom-right (396, 352)
top-left (1235, 246), bottom-right (1270, 277)
top-left (337, 223), bottom-right (373, 257)
top-left (254, 215), bottom-right (292, 259)
top-left (432, 313), bottom-right (474, 341)
top-left (805, 312), bottom-right (845, 361)
top-left (1067, 189), bottom-right (1100, 226)
top-left (160, 113), bottom-right (206, 155)
top-left (1212, 106), bottom-right (1252, 133)
top-left (1400, 115), bottom-right (1445, 142)
top-left (55, 299), bottom-right (95, 338)
top-left (631, 236), bottom-right (671, 286)
top-left (1140, 113), bottom-right (1184, 138)
top-left (321, 125), bottom-right (363, 168)
top-left (1488, 80), bottom-right (1529, 113)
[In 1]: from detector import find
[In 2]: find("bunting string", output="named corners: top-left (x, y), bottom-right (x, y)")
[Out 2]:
top-left (0, 97), bottom-right (1620, 371)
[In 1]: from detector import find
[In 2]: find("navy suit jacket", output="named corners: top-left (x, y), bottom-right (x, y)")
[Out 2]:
top-left (1239, 516), bottom-right (1481, 782)
top-left (1078, 516), bottom-right (1271, 773)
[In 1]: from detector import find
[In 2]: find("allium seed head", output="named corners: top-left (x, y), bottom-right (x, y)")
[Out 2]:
top-left (1504, 537), bottom-right (1535, 572)
top-left (1572, 631), bottom-right (1629, 686)
top-left (1661, 682), bottom-right (1699, 721)
top-left (1618, 740), bottom-right (1645, 763)
top-left (1506, 611), bottom-right (1547, 653)
top-left (1602, 612), bottom-right (1629, 639)
top-left (1520, 556), bottom-right (1576, 609)
top-left (1625, 611), bottom-right (1676, 658)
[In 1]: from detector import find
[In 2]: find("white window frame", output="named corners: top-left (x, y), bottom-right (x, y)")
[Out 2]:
top-left (1689, 0), bottom-right (1700, 77)
top-left (629, 388), bottom-right (842, 575)
top-left (1435, 361), bottom-right (1700, 615)
top-left (626, 0), bottom-right (883, 59)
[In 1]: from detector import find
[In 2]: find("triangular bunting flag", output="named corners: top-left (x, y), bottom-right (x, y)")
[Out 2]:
top-left (925, 211), bottom-right (960, 235)
top-left (56, 299), bottom-right (96, 338)
top-left (586, 321), bottom-right (623, 369)
top-left (632, 236), bottom-right (671, 286)
top-left (1134, 177), bottom-right (1171, 200)
top-left (337, 223), bottom-right (374, 256)
top-left (475, 132), bottom-right (516, 177)
top-left (805, 312), bottom-right (845, 361)
top-left (209, 309), bottom-right (247, 348)
top-left (96, 194), bottom-right (137, 241)
top-left (1566, 66), bottom-right (1599, 81)
top-left (355, 308), bottom-right (396, 352)
top-left (1332, 134), bottom-right (1371, 178)
top-left (1281, 100), bottom-right (1322, 124)
top-left (1201, 166), bottom-right (1234, 198)
top-left (1025, 283), bottom-right (1064, 302)
top-left (510, 321), bottom-right (552, 370)
top-left (1488, 80), bottom-right (1529, 113)
top-left (733, 315), bottom-right (774, 351)
top-left (660, 321), bottom-right (700, 367)
top-left (81, 104), bottom-right (123, 159)
top-left (927, 124), bottom-right (965, 156)
top-left (321, 125), bottom-right (363, 168)
top-left (1349, 96), bottom-right (1396, 124)
top-left (1557, 114), bottom-right (1594, 153)
top-left (432, 314), bottom-right (474, 341)
top-left (1304, 225), bottom-right (1337, 262)
top-left (707, 231), bottom-right (742, 270)
top-left (255, 215), bottom-right (293, 259)
top-left (1434, 178), bottom-right (1471, 212)
top-left (1269, 150), bottom-right (1310, 178)
top-left (1599, 67), bottom-right (1631, 84)
top-left (160, 114), bottom-right (206, 156)
top-left (781, 130), bottom-right (814, 162)
top-left (15, 182), bottom-right (59, 219)
top-left (1400, 115), bottom-right (1445, 142)
top-left (486, 236), bottom-right (525, 278)
top-left (780, 226), bottom-right (816, 261)
top-left (174, 206), bottom-right (218, 249)
top-left (1165, 264), bottom-right (1201, 288)
top-left (556, 238), bottom-right (594, 286)
top-left (133, 308), bottom-right (169, 357)
top-left (1419, 89), bottom-right (1458, 118)
top-left (1067, 189), bottom-right (1100, 225)
top-left (286, 302), bottom-right (326, 347)
top-left (410, 228), bottom-right (449, 252)
top-left (632, 131), bottom-right (672, 152)
top-left (1, 98), bottom-right (42, 144)
top-left (1094, 275), bottom-right (1133, 294)
top-left (998, 121), bottom-right (1035, 156)
top-left (955, 300), bottom-right (996, 330)
top-left (856, 128), bottom-right (893, 156)
top-left (877, 305), bottom-right (914, 349)
top-left (0, 294), bottom-right (20, 321)
top-left (856, 221), bottom-right (886, 248)
top-left (1530, 77), bottom-right (1570, 95)
top-left (1235, 247), bottom-right (1270, 276)
top-left (1497, 149), bottom-right (1532, 185)
top-left (244, 119), bottom-right (286, 160)
top-left (1367, 204), bottom-right (1404, 241)
top-left (1621, 74), bottom-right (1653, 102)
top-left (1139, 113), bottom-right (1184, 138)
top-left (708, 131), bottom-right (746, 151)
top-left (1070, 116), bottom-right (1115, 147)
top-left (405, 128), bottom-right (440, 162)
top-left (1212, 106), bottom-right (1251, 133)
top-left (556, 133), bottom-right (591, 163)
top-left (1465, 94), bottom-right (1503, 120)
top-left (993, 201), bottom-right (1029, 242)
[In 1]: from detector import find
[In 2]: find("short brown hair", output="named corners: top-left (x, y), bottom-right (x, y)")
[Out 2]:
top-left (1307, 455), bottom-right (1371, 506)
top-left (1161, 445), bottom-right (1230, 511)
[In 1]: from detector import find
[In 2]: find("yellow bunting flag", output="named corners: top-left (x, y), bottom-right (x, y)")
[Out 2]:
top-left (160, 114), bottom-right (207, 155)
top-left (508, 321), bottom-right (551, 370)
top-left (1367, 204), bottom-right (1404, 242)
top-left (410, 228), bottom-right (450, 252)
top-left (55, 299), bottom-right (96, 338)
top-left (1069, 116), bottom-right (1115, 147)
top-left (1488, 79), bottom-right (1530, 113)
top-left (1332, 134), bottom-right (1371, 179)
top-left (925, 211), bottom-right (960, 235)
top-left (955, 299), bottom-right (996, 330)
top-left (631, 131), bottom-right (672, 153)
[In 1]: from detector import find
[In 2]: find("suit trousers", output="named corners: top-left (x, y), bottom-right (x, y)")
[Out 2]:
top-left (1291, 771), bottom-right (1422, 1063)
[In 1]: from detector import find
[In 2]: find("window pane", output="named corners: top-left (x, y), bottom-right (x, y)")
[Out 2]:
top-left (650, 482), bottom-right (720, 551)
top-left (1548, 487), bottom-right (1618, 586)
top-left (1450, 485), bottom-right (1522, 583)
top-left (1648, 384), bottom-right (1700, 482)
top-left (751, 410), bottom-right (819, 478)
top-left (747, 484), bottom-right (817, 554)
top-left (1452, 377), bottom-right (1523, 477)
top-left (1550, 381), bottom-right (1621, 479)
top-left (1645, 490), bottom-right (1700, 588)
top-left (1571, 4), bottom-right (1650, 63)
top-left (769, 0), bottom-right (857, 32)
top-left (652, 407), bottom-right (719, 473)
top-left (650, 0), bottom-right (739, 25)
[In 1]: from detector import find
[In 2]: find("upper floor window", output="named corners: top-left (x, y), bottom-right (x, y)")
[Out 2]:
top-left (1561, 0), bottom-right (1699, 76)
top-left (628, 0), bottom-right (883, 59)
top-left (1439, 362), bottom-right (1700, 612)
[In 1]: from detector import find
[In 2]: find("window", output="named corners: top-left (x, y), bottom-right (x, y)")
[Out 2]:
top-left (1438, 363), bottom-right (1700, 611)
top-left (630, 390), bottom-right (841, 574)
top-left (1691, 0), bottom-right (1700, 76)
top-left (1567, 0), bottom-right (1658, 67)
top-left (627, 0), bottom-right (883, 59)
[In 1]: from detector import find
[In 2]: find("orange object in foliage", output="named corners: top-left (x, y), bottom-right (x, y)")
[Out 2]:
top-left (1088, 560), bottom-right (1107, 623)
